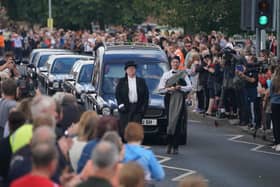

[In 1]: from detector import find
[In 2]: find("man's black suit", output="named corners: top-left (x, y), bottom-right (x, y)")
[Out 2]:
top-left (116, 75), bottom-right (149, 137)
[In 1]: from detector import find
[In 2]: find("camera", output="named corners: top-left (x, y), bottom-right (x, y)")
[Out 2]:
top-left (245, 62), bottom-right (269, 74)
top-left (17, 64), bottom-right (38, 99)
top-left (17, 75), bottom-right (36, 99)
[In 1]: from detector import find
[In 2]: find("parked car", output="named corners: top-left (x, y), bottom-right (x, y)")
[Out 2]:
top-left (29, 48), bottom-right (70, 65)
top-left (29, 51), bottom-right (74, 83)
top-left (63, 60), bottom-right (95, 104)
top-left (40, 54), bottom-right (94, 95)
top-left (84, 43), bottom-right (188, 144)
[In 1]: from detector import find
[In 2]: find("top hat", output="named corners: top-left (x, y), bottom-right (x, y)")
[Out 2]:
top-left (124, 61), bottom-right (137, 70)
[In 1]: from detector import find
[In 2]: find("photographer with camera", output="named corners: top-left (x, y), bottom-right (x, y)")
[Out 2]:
top-left (236, 54), bottom-right (258, 128)
top-left (219, 48), bottom-right (241, 119)
top-left (0, 52), bottom-right (20, 80)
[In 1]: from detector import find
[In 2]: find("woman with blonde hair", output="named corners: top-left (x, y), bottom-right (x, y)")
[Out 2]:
top-left (69, 111), bottom-right (99, 171)
top-left (270, 66), bottom-right (280, 151)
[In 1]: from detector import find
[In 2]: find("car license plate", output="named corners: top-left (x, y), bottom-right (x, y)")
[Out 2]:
top-left (142, 119), bottom-right (157, 126)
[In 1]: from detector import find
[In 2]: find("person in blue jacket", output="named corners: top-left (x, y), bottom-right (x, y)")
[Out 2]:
top-left (122, 122), bottom-right (165, 182)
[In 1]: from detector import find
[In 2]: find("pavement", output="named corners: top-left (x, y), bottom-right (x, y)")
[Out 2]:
top-left (188, 108), bottom-right (274, 143)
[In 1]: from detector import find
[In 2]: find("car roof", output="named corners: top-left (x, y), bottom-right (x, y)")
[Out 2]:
top-left (48, 54), bottom-right (94, 62)
top-left (72, 60), bottom-right (94, 71)
top-left (30, 48), bottom-right (70, 58)
top-left (74, 60), bottom-right (94, 65)
top-left (103, 48), bottom-right (168, 63)
top-left (100, 43), bottom-right (167, 63)
top-left (35, 51), bottom-right (74, 56)
top-left (104, 43), bottom-right (161, 51)
top-left (31, 48), bottom-right (69, 54)
top-left (30, 49), bottom-right (72, 63)
top-left (45, 55), bottom-right (94, 69)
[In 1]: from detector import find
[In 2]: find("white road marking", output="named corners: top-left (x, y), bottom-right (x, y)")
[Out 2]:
top-left (161, 165), bottom-right (197, 181)
top-left (156, 155), bottom-right (172, 164)
top-left (227, 134), bottom-right (280, 156)
top-left (156, 155), bottom-right (201, 181)
top-left (142, 145), bottom-right (151, 149)
top-left (189, 120), bottom-right (201, 123)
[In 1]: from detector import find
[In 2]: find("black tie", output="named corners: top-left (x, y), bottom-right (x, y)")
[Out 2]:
top-left (172, 71), bottom-right (177, 74)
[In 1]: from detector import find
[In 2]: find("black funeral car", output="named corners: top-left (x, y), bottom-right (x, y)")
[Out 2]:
top-left (84, 43), bottom-right (188, 144)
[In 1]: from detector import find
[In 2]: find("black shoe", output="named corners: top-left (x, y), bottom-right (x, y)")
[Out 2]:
top-left (172, 148), bottom-right (179, 154)
top-left (266, 142), bottom-right (276, 146)
top-left (166, 145), bottom-right (172, 154)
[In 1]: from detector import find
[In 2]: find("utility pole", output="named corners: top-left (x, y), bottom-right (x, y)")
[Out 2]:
top-left (48, 0), bottom-right (53, 30)
top-left (49, 0), bottom-right (52, 18)
top-left (277, 0), bottom-right (280, 60)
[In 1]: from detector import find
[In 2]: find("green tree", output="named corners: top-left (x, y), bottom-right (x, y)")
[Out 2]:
top-left (2, 0), bottom-right (241, 34)
top-left (150, 0), bottom-right (241, 35)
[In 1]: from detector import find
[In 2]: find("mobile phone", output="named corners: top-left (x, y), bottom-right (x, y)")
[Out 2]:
top-left (64, 130), bottom-right (75, 138)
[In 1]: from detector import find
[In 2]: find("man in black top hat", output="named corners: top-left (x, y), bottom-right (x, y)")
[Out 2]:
top-left (116, 61), bottom-right (149, 138)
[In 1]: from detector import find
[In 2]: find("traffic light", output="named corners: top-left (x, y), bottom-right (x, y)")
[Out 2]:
top-left (255, 0), bottom-right (274, 29)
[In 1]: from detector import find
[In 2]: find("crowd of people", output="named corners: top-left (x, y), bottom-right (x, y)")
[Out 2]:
top-left (0, 87), bottom-right (206, 187)
top-left (0, 24), bottom-right (280, 186)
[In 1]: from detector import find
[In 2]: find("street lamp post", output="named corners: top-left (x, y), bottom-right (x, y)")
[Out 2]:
top-left (48, 0), bottom-right (52, 18)
top-left (48, 0), bottom-right (53, 30)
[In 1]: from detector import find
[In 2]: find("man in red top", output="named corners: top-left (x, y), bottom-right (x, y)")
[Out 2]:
top-left (10, 142), bottom-right (60, 187)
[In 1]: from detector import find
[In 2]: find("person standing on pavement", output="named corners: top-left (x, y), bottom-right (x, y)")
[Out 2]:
top-left (0, 52), bottom-right (20, 79)
top-left (0, 31), bottom-right (5, 57)
top-left (158, 56), bottom-right (192, 154)
top-left (236, 55), bottom-right (258, 128)
top-left (0, 79), bottom-right (17, 138)
top-left (115, 61), bottom-right (149, 138)
top-left (11, 33), bottom-right (23, 63)
top-left (270, 66), bottom-right (280, 151)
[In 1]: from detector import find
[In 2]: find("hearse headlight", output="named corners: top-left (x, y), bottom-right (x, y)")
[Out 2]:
top-left (53, 82), bottom-right (59, 88)
top-left (102, 107), bottom-right (111, 116)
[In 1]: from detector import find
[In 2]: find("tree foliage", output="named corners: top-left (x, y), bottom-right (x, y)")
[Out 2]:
top-left (151, 0), bottom-right (241, 35)
top-left (2, 0), bottom-right (241, 34)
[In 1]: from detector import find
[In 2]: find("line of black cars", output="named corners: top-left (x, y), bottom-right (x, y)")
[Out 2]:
top-left (28, 44), bottom-right (188, 144)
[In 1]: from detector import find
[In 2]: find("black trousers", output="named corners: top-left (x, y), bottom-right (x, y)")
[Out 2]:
top-left (271, 103), bottom-right (280, 144)
top-left (119, 103), bottom-right (142, 138)
top-left (223, 88), bottom-right (237, 114)
top-left (196, 89), bottom-right (205, 110)
top-left (254, 97), bottom-right (262, 129)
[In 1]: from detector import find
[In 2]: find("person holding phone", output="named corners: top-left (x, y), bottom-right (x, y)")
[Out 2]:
top-left (0, 52), bottom-right (19, 79)
top-left (236, 55), bottom-right (258, 128)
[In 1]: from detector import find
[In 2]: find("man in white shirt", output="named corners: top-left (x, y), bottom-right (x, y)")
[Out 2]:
top-left (83, 34), bottom-right (95, 55)
top-left (116, 61), bottom-right (149, 138)
top-left (158, 56), bottom-right (192, 154)
top-left (11, 33), bottom-right (23, 62)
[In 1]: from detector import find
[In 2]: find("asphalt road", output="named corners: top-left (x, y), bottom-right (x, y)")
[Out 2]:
top-left (147, 112), bottom-right (280, 187)
top-left (39, 82), bottom-right (279, 187)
